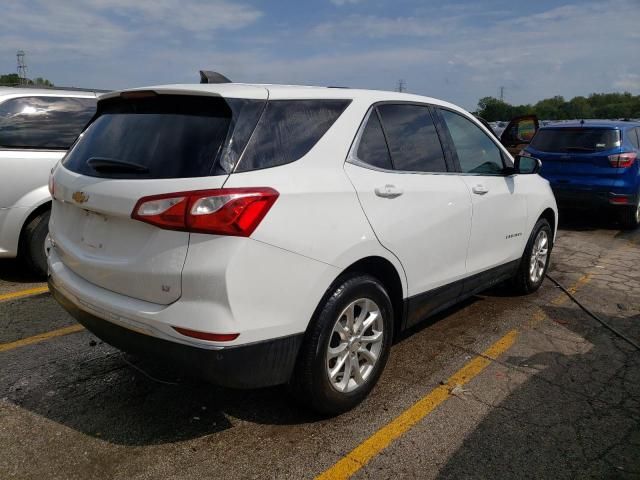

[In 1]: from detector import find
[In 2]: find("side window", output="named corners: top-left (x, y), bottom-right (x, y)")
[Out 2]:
top-left (236, 99), bottom-right (350, 172)
top-left (439, 109), bottom-right (505, 174)
top-left (356, 110), bottom-right (393, 170)
top-left (0, 96), bottom-right (96, 149)
top-left (377, 104), bottom-right (447, 172)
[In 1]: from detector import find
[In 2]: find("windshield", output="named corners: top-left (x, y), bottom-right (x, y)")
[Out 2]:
top-left (530, 128), bottom-right (620, 153)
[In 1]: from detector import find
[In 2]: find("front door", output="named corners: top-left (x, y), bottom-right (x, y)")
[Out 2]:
top-left (437, 108), bottom-right (527, 277)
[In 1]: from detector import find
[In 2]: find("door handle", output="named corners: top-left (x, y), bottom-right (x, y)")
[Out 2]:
top-left (472, 185), bottom-right (489, 195)
top-left (374, 184), bottom-right (404, 198)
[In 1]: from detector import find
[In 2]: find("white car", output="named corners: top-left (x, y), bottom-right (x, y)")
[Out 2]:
top-left (0, 87), bottom-right (98, 275)
top-left (47, 83), bottom-right (557, 414)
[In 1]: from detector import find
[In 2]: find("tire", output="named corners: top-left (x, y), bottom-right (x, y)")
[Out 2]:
top-left (289, 274), bottom-right (394, 416)
top-left (21, 210), bottom-right (50, 278)
top-left (510, 218), bottom-right (552, 295)
top-left (620, 199), bottom-right (640, 230)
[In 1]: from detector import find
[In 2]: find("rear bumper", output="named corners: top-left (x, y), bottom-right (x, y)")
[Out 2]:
top-left (552, 187), bottom-right (638, 209)
top-left (49, 277), bottom-right (304, 388)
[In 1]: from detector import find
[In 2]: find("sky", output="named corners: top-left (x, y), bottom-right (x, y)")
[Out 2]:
top-left (1, 0), bottom-right (638, 111)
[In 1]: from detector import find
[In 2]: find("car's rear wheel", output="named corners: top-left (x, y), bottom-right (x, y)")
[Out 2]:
top-left (21, 210), bottom-right (50, 278)
top-left (510, 218), bottom-right (552, 295)
top-left (289, 274), bottom-right (393, 415)
top-left (620, 198), bottom-right (640, 230)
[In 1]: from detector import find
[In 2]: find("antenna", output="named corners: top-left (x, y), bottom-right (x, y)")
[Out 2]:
top-left (17, 50), bottom-right (28, 86)
top-left (499, 86), bottom-right (505, 102)
top-left (397, 79), bottom-right (406, 93)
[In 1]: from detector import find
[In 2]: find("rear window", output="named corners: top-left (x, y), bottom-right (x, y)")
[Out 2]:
top-left (530, 128), bottom-right (621, 153)
top-left (236, 99), bottom-right (350, 172)
top-left (62, 94), bottom-right (265, 179)
top-left (0, 96), bottom-right (96, 150)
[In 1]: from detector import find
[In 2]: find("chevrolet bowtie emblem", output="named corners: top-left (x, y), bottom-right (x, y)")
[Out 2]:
top-left (72, 191), bottom-right (89, 204)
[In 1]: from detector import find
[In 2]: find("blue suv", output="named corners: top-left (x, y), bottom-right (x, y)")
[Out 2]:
top-left (523, 120), bottom-right (640, 229)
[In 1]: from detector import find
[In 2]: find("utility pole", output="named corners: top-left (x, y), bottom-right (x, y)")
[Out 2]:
top-left (17, 50), bottom-right (27, 86)
top-left (397, 79), bottom-right (406, 93)
top-left (499, 86), bottom-right (505, 102)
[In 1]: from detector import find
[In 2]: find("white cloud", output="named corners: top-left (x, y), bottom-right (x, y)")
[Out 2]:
top-left (312, 15), bottom-right (447, 38)
top-left (614, 74), bottom-right (640, 92)
top-left (0, 0), bottom-right (638, 109)
top-left (330, 0), bottom-right (363, 5)
top-left (0, 0), bottom-right (262, 57)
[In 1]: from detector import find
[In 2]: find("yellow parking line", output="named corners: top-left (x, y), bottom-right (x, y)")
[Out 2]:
top-left (315, 330), bottom-right (518, 480)
top-left (318, 269), bottom-right (599, 480)
top-left (0, 324), bottom-right (85, 353)
top-left (0, 286), bottom-right (49, 303)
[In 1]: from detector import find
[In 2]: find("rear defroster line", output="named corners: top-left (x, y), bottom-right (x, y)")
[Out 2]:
top-left (545, 273), bottom-right (640, 351)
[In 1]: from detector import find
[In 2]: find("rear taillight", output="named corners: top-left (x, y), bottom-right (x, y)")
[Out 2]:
top-left (131, 188), bottom-right (279, 236)
top-left (608, 152), bottom-right (637, 168)
top-left (172, 326), bottom-right (239, 342)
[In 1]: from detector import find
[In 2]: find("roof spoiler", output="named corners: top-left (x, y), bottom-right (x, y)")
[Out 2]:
top-left (199, 70), bottom-right (232, 84)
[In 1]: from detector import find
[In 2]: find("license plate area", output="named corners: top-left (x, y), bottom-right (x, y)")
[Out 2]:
top-left (81, 210), bottom-right (109, 252)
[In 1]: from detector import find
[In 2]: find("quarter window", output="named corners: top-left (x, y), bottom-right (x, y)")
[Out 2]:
top-left (356, 111), bottom-right (393, 170)
top-left (377, 104), bottom-right (447, 172)
top-left (440, 109), bottom-right (504, 174)
top-left (0, 96), bottom-right (96, 149)
top-left (237, 99), bottom-right (350, 172)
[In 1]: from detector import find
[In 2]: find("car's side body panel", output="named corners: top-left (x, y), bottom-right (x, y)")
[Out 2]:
top-left (0, 88), bottom-right (98, 259)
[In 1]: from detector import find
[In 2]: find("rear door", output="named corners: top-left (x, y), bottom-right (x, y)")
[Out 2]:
top-left (437, 108), bottom-right (527, 276)
top-left (344, 103), bottom-right (472, 323)
top-left (500, 115), bottom-right (539, 155)
top-left (50, 89), bottom-right (267, 304)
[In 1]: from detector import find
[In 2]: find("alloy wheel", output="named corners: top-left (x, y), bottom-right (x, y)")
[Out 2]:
top-left (529, 229), bottom-right (549, 283)
top-left (326, 298), bottom-right (384, 393)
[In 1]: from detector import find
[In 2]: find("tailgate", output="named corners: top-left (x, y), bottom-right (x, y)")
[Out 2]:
top-left (50, 167), bottom-right (230, 304)
top-left (49, 89), bottom-right (267, 304)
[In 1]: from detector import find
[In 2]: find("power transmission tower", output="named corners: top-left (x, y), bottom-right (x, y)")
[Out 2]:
top-left (17, 51), bottom-right (28, 86)
top-left (499, 86), bottom-right (505, 102)
top-left (397, 79), bottom-right (406, 93)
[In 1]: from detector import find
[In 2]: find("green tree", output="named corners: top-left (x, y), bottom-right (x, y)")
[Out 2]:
top-left (0, 73), bottom-right (54, 87)
top-left (476, 96), bottom-right (513, 121)
top-left (476, 91), bottom-right (640, 120)
top-left (0, 73), bottom-right (21, 86)
top-left (32, 77), bottom-right (54, 87)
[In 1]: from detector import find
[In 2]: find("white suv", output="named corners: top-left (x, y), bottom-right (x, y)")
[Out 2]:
top-left (47, 83), bottom-right (557, 414)
top-left (0, 87), bottom-right (98, 275)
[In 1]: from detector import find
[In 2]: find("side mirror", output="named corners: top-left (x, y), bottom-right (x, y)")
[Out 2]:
top-left (515, 154), bottom-right (541, 174)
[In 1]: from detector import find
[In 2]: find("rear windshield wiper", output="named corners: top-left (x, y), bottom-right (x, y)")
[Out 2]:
top-left (86, 157), bottom-right (150, 174)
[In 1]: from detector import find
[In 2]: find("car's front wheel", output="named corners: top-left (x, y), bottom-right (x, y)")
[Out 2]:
top-left (289, 274), bottom-right (393, 415)
top-left (510, 218), bottom-right (552, 295)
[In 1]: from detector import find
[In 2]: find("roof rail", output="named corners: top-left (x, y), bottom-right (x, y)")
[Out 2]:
top-left (0, 84), bottom-right (109, 93)
top-left (199, 70), bottom-right (232, 84)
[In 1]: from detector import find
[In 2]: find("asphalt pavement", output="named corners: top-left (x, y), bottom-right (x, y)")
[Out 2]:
top-left (1, 215), bottom-right (638, 479)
